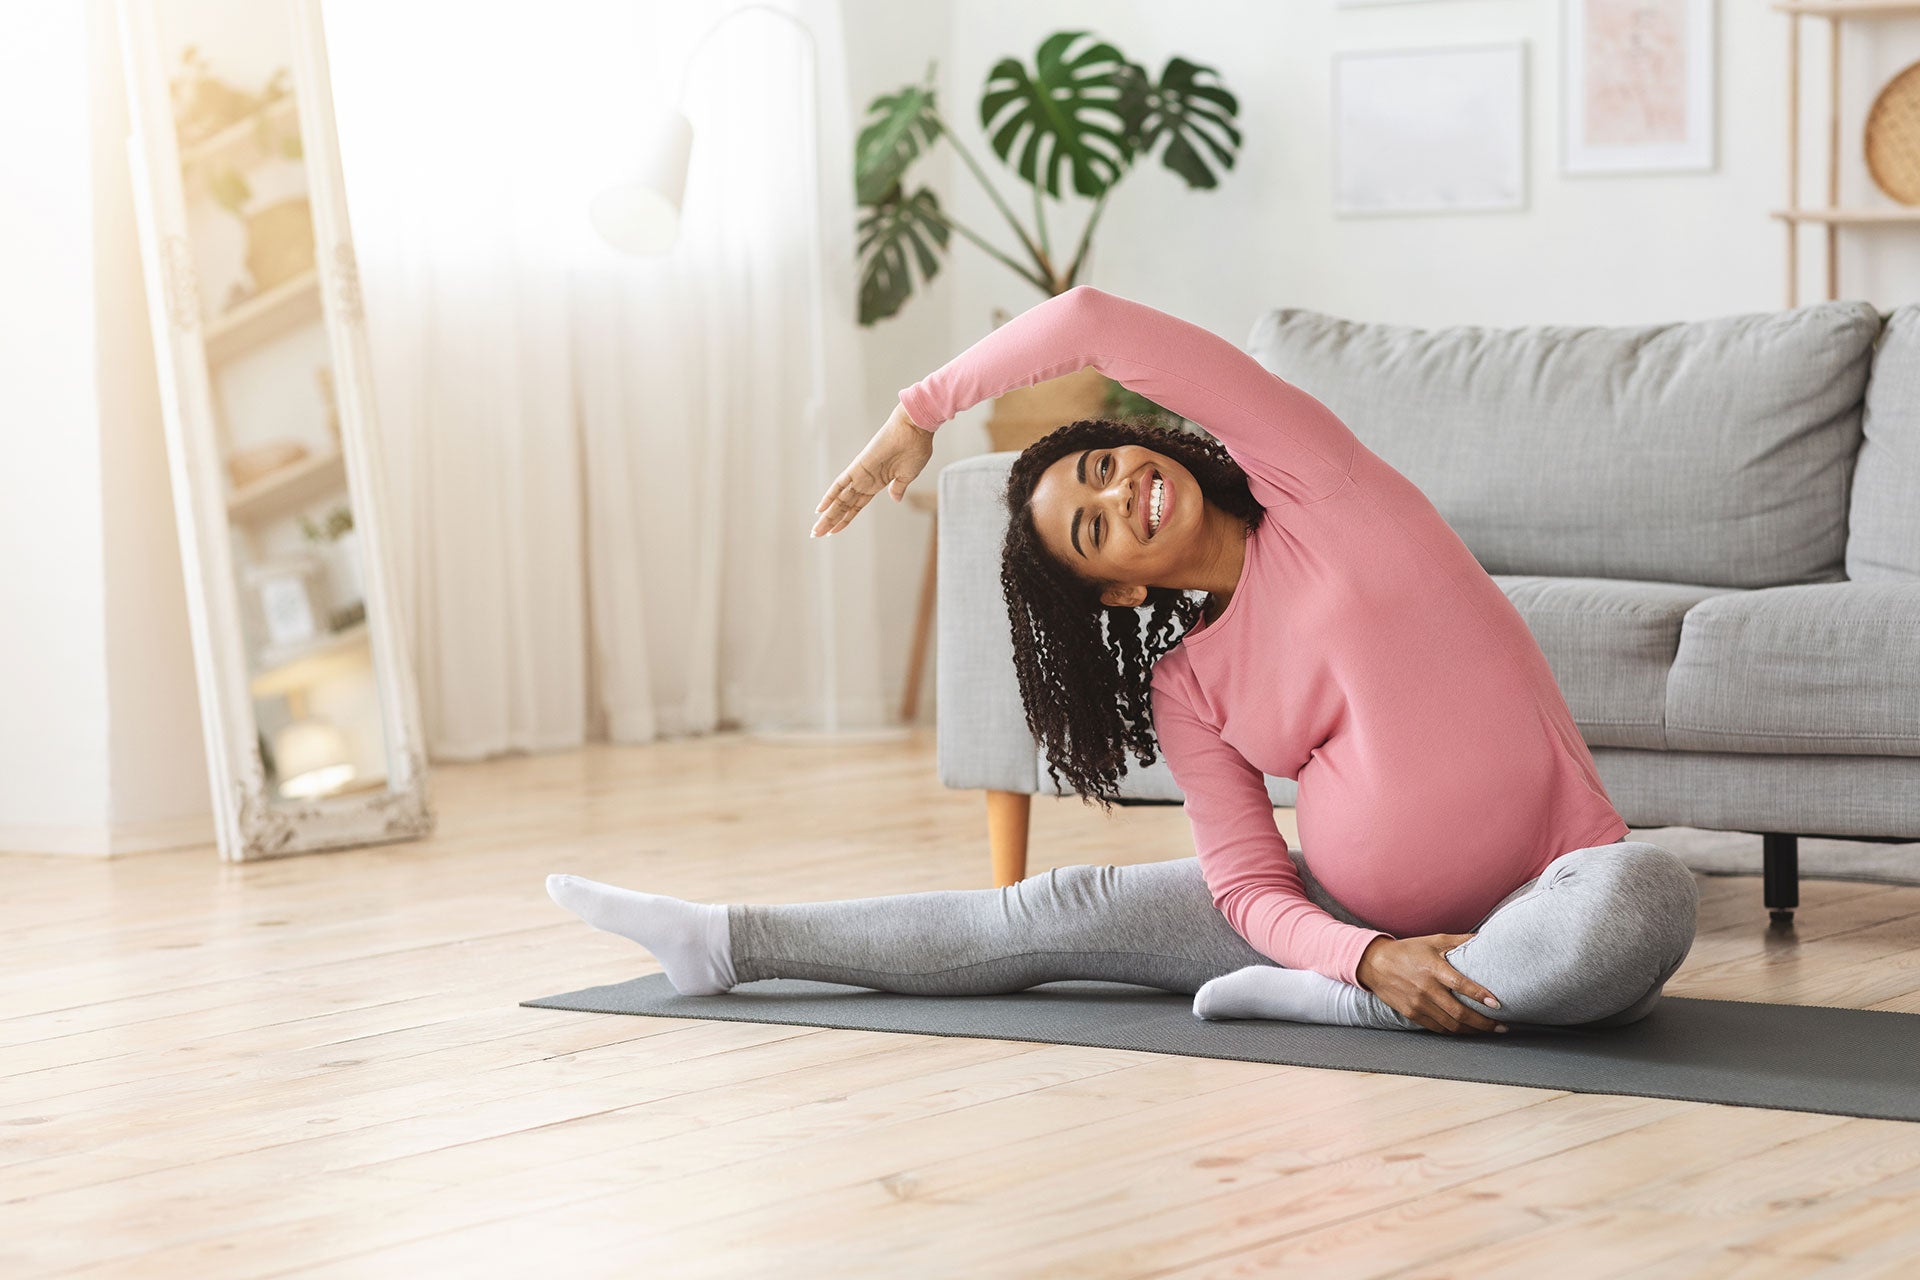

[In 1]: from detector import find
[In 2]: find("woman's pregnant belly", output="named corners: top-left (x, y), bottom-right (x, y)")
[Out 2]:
top-left (1292, 702), bottom-right (1566, 938)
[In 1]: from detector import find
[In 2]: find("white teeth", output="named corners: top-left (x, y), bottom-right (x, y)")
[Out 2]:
top-left (1149, 475), bottom-right (1164, 534)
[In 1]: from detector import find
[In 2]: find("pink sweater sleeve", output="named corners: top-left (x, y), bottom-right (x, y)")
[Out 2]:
top-left (898, 286), bottom-right (1358, 506)
top-left (1151, 671), bottom-right (1394, 987)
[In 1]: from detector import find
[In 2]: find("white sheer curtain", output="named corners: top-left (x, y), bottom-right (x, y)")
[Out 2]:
top-left (321, 0), bottom-right (889, 758)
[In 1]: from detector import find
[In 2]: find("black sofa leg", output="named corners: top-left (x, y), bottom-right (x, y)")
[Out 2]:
top-left (1763, 832), bottom-right (1799, 926)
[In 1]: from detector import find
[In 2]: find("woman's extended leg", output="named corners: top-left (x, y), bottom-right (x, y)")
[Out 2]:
top-left (726, 858), bottom-right (1279, 994)
top-left (548, 859), bottom-right (1278, 996)
top-left (1202, 840), bottom-right (1700, 1033)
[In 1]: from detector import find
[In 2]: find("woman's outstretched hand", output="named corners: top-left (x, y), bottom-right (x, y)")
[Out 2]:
top-left (811, 402), bottom-right (933, 538)
top-left (1354, 934), bottom-right (1507, 1034)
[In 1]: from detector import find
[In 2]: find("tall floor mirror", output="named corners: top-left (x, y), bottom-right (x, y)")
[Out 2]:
top-left (116, 0), bottom-right (434, 860)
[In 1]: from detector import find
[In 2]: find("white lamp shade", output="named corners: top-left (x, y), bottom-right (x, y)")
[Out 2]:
top-left (592, 108), bottom-right (694, 255)
top-left (273, 716), bottom-right (356, 799)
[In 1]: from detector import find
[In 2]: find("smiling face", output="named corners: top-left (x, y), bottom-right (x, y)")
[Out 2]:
top-left (1030, 443), bottom-right (1201, 605)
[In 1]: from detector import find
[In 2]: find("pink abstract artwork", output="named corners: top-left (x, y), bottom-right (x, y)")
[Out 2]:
top-left (1583, 0), bottom-right (1689, 146)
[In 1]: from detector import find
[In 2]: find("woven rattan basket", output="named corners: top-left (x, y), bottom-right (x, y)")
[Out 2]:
top-left (1865, 59), bottom-right (1920, 204)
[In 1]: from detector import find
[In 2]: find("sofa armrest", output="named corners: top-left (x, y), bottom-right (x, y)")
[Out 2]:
top-left (936, 453), bottom-right (1040, 793)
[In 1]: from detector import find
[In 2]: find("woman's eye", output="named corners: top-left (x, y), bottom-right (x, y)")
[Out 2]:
top-left (1101, 457), bottom-right (1110, 480)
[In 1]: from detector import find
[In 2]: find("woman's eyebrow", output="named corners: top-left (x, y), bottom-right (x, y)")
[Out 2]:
top-left (1069, 449), bottom-right (1094, 557)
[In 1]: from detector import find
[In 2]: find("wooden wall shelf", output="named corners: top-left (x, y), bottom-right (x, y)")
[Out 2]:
top-left (227, 448), bottom-right (345, 525)
top-left (1774, 1), bottom-right (1920, 17)
top-left (250, 619), bottom-right (369, 699)
top-left (203, 266), bottom-right (321, 365)
top-left (1772, 205), bottom-right (1920, 223)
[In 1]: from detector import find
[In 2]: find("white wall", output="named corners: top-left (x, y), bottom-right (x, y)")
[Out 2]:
top-left (0, 0), bottom-right (211, 855)
top-left (0, 1), bottom-right (113, 847)
top-left (92, 0), bottom-right (213, 840)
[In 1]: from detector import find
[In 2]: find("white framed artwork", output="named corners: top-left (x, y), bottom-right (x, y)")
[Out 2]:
top-left (1562, 0), bottom-right (1716, 174)
top-left (1332, 43), bottom-right (1527, 216)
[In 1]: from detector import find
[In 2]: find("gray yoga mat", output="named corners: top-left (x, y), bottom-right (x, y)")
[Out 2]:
top-left (523, 974), bottom-right (1920, 1124)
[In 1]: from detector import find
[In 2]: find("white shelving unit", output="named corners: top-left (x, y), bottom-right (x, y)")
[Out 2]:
top-left (1772, 0), bottom-right (1920, 304)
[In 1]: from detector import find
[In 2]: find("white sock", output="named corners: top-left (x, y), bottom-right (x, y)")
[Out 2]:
top-left (545, 874), bottom-right (738, 995)
top-left (1192, 964), bottom-right (1406, 1030)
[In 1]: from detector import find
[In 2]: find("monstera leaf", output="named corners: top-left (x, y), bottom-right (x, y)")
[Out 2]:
top-left (857, 186), bottom-right (951, 325)
top-left (1116, 56), bottom-right (1242, 190)
top-left (979, 30), bottom-right (1136, 200)
top-left (853, 32), bottom-right (1245, 325)
top-left (854, 82), bottom-right (942, 207)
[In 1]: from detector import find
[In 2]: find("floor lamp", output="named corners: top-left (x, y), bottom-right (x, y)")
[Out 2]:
top-left (591, 2), bottom-right (908, 745)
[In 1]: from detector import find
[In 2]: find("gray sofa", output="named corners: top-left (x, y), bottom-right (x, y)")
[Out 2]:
top-left (935, 298), bottom-right (1920, 920)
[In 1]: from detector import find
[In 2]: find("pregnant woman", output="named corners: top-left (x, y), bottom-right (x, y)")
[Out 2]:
top-left (547, 286), bottom-right (1699, 1036)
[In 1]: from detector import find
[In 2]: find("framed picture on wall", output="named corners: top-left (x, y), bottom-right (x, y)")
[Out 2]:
top-left (1562, 0), bottom-right (1717, 174)
top-left (1331, 42), bottom-right (1527, 216)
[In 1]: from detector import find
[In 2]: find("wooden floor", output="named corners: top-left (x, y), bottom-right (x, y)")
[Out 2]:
top-left (6, 731), bottom-right (1920, 1278)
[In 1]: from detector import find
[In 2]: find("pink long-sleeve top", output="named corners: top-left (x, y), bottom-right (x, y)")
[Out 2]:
top-left (899, 286), bottom-right (1631, 987)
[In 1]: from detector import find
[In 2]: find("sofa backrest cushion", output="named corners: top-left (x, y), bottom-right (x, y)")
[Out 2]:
top-left (1243, 300), bottom-right (1881, 588)
top-left (1848, 304), bottom-right (1920, 582)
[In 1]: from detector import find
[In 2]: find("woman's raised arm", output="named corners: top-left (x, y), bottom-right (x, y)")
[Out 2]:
top-left (899, 285), bottom-right (1358, 508)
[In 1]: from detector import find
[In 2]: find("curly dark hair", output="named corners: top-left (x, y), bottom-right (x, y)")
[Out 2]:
top-left (1000, 417), bottom-right (1265, 814)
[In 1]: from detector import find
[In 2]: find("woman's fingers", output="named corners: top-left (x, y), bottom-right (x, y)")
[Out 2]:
top-left (1439, 964), bottom-right (1501, 1011)
top-left (1388, 986), bottom-right (1452, 1035)
top-left (812, 468), bottom-right (881, 536)
top-left (1433, 970), bottom-right (1504, 1033)
top-left (1431, 997), bottom-right (1486, 1035)
top-left (812, 411), bottom-right (932, 535)
top-left (813, 503), bottom-right (856, 538)
top-left (1418, 993), bottom-right (1465, 1034)
top-left (1442, 935), bottom-right (1500, 1008)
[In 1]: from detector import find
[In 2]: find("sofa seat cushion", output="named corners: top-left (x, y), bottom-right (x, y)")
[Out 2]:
top-left (1494, 575), bottom-right (1741, 750)
top-left (1665, 582), bottom-right (1920, 756)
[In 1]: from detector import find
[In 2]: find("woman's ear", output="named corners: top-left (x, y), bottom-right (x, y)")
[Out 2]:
top-left (1099, 584), bottom-right (1148, 610)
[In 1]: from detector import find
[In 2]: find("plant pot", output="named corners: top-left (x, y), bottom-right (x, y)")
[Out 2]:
top-left (983, 365), bottom-right (1114, 454)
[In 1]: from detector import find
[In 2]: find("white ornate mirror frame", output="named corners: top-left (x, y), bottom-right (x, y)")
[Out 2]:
top-left (115, 0), bottom-right (433, 860)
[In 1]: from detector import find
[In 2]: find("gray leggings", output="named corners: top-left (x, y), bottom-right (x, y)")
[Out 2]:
top-left (726, 840), bottom-right (1700, 1032)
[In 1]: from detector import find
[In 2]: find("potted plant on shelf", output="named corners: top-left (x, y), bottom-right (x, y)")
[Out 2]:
top-left (854, 30), bottom-right (1243, 444)
top-left (172, 49), bottom-right (313, 309)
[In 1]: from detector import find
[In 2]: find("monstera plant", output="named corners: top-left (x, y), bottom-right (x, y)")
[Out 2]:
top-left (854, 30), bottom-right (1243, 329)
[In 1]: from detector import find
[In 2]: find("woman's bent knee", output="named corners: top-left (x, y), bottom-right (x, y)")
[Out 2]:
top-left (1565, 841), bottom-right (1699, 953)
top-left (1612, 842), bottom-right (1700, 956)
top-left (1452, 841), bottom-right (1699, 1026)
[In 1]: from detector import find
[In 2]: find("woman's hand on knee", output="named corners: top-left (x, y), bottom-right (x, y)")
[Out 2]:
top-left (1355, 934), bottom-right (1508, 1035)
